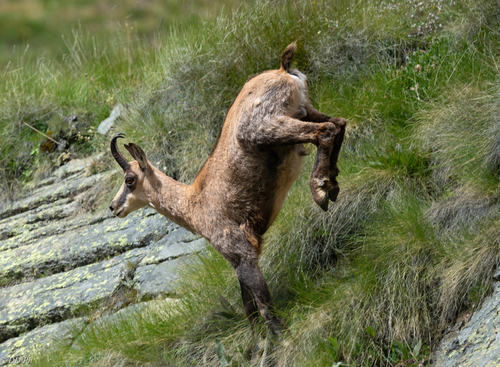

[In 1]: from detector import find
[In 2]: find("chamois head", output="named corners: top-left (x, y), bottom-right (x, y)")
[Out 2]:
top-left (109, 133), bottom-right (155, 218)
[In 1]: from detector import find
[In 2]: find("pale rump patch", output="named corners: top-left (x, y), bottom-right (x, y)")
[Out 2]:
top-left (290, 70), bottom-right (308, 112)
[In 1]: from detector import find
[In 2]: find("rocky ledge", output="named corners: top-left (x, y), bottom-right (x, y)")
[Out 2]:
top-left (0, 155), bottom-right (206, 364)
top-left (434, 269), bottom-right (500, 367)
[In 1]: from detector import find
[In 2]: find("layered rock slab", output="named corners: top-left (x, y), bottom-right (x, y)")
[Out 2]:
top-left (0, 152), bottom-right (208, 361)
top-left (435, 272), bottom-right (500, 367)
top-left (135, 227), bottom-right (207, 297)
top-left (0, 209), bottom-right (173, 281)
top-left (140, 226), bottom-right (206, 265)
top-left (0, 248), bottom-right (146, 343)
top-left (0, 221), bottom-right (206, 353)
top-left (0, 318), bottom-right (87, 366)
top-left (0, 171), bottom-right (110, 221)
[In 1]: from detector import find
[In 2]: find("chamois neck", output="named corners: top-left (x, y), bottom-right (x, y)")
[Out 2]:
top-left (147, 168), bottom-right (195, 231)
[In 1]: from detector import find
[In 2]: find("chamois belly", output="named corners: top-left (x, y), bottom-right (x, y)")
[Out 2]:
top-left (268, 144), bottom-right (305, 225)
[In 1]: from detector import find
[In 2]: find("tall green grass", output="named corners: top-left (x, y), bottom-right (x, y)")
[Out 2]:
top-left (14, 0), bottom-right (500, 365)
top-left (0, 27), bottom-right (148, 198)
top-left (0, 0), bottom-right (251, 66)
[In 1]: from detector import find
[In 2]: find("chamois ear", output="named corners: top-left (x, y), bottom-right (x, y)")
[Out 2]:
top-left (124, 143), bottom-right (149, 171)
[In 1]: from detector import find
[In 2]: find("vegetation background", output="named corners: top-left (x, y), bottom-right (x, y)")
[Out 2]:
top-left (1, 0), bottom-right (500, 366)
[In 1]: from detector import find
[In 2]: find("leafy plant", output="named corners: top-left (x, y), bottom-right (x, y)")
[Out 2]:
top-left (327, 337), bottom-right (349, 366)
top-left (390, 340), bottom-right (424, 366)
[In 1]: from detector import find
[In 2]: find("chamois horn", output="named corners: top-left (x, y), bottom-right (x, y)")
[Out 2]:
top-left (110, 133), bottom-right (130, 171)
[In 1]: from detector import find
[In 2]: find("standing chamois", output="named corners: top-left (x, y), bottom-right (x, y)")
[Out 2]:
top-left (109, 42), bottom-right (346, 336)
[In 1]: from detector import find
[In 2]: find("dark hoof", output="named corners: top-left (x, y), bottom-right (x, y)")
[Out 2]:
top-left (251, 336), bottom-right (278, 367)
top-left (318, 195), bottom-right (329, 211)
top-left (310, 178), bottom-right (330, 211)
top-left (328, 185), bottom-right (340, 202)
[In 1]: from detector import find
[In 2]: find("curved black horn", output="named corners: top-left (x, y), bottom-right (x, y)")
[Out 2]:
top-left (110, 133), bottom-right (130, 171)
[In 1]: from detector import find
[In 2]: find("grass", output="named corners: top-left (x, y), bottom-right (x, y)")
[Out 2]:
top-left (3, 0), bottom-right (500, 366)
top-left (0, 0), bottom-right (251, 67)
top-left (0, 0), bottom-right (249, 201)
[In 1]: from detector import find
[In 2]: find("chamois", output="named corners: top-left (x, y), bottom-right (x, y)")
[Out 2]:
top-left (109, 42), bottom-right (346, 336)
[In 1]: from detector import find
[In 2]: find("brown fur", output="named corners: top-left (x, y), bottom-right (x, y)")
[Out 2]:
top-left (109, 43), bottom-right (346, 335)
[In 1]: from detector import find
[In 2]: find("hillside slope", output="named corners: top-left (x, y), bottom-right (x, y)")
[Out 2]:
top-left (1, 0), bottom-right (500, 366)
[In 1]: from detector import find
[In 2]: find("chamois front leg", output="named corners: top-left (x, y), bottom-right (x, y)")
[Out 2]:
top-left (240, 280), bottom-right (259, 324)
top-left (212, 228), bottom-right (283, 336)
top-left (310, 133), bottom-right (334, 210)
top-left (310, 117), bottom-right (346, 209)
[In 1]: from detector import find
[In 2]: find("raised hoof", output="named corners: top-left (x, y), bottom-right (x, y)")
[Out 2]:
top-left (310, 178), bottom-right (330, 212)
top-left (329, 184), bottom-right (340, 202)
top-left (318, 194), bottom-right (329, 211)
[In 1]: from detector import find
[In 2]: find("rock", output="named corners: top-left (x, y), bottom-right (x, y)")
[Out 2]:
top-left (51, 153), bottom-right (105, 179)
top-left (91, 299), bottom-right (176, 327)
top-left (0, 248), bottom-right (146, 343)
top-left (0, 317), bottom-right (87, 366)
top-left (0, 202), bottom-right (108, 253)
top-left (133, 227), bottom-right (206, 298)
top-left (139, 227), bottom-right (206, 266)
top-left (493, 269), bottom-right (500, 282)
top-left (134, 256), bottom-right (193, 298)
top-left (434, 283), bottom-right (500, 366)
top-left (0, 171), bottom-right (111, 221)
top-left (97, 104), bottom-right (126, 135)
top-left (0, 149), bottom-right (203, 359)
top-left (0, 208), bottom-right (173, 282)
top-left (0, 199), bottom-right (79, 251)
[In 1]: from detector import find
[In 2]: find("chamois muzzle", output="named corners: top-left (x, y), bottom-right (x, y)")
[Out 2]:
top-left (111, 133), bottom-right (130, 171)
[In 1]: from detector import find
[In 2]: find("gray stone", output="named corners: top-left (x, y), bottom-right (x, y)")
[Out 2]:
top-left (435, 283), bottom-right (500, 366)
top-left (493, 269), bottom-right (500, 282)
top-left (97, 104), bottom-right (125, 135)
top-left (0, 149), bottom-right (196, 356)
top-left (91, 300), bottom-right (164, 328)
top-left (52, 153), bottom-right (105, 178)
top-left (0, 248), bottom-right (146, 343)
top-left (0, 205), bottom-right (111, 253)
top-left (134, 256), bottom-right (195, 297)
top-left (0, 199), bottom-right (79, 251)
top-left (140, 227), bottom-right (206, 266)
top-left (0, 318), bottom-right (87, 366)
top-left (0, 208), bottom-right (173, 282)
top-left (0, 171), bottom-right (112, 220)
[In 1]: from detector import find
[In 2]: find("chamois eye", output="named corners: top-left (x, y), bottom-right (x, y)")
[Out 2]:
top-left (125, 177), bottom-right (134, 185)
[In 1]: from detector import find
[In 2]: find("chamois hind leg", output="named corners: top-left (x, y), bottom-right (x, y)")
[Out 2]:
top-left (302, 105), bottom-right (346, 209)
top-left (235, 259), bottom-right (282, 335)
top-left (327, 118), bottom-right (346, 202)
top-left (236, 114), bottom-right (341, 210)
